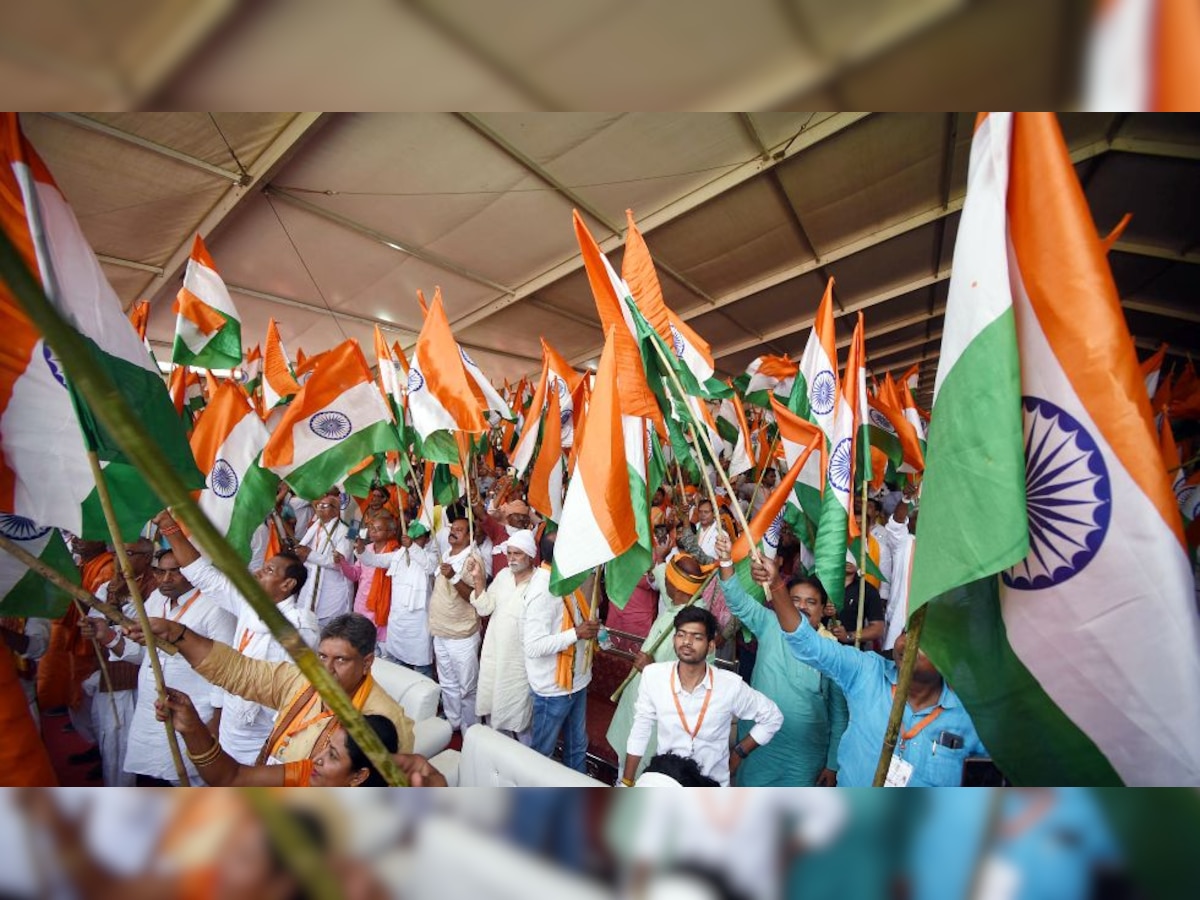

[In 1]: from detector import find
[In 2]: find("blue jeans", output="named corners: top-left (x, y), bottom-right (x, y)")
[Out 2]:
top-left (531, 689), bottom-right (588, 772)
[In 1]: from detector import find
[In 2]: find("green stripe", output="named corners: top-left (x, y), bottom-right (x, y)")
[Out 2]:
top-left (81, 462), bottom-right (176, 541)
top-left (910, 310), bottom-right (1027, 608)
top-left (605, 463), bottom-right (651, 609)
top-left (171, 311), bottom-right (242, 369)
top-left (281, 419), bottom-right (402, 501)
top-left (868, 424), bottom-right (902, 470)
top-left (812, 490), bottom-right (849, 611)
top-left (0, 531), bottom-right (77, 618)
top-left (922, 575), bottom-right (1122, 786)
top-left (415, 430), bottom-right (460, 465)
top-left (224, 461), bottom-right (280, 563)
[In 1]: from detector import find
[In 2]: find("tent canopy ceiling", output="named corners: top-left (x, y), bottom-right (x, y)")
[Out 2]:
top-left (19, 111), bottom-right (1200, 404)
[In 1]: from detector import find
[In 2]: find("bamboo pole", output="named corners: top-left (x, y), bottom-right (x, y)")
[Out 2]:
top-left (644, 338), bottom-right (762, 563)
top-left (609, 569), bottom-right (718, 703)
top-left (0, 534), bottom-right (162, 642)
top-left (77, 594), bottom-right (124, 752)
top-left (684, 424), bottom-right (723, 545)
top-left (86, 450), bottom-right (189, 785)
top-left (744, 434), bottom-right (780, 515)
top-left (240, 789), bottom-right (341, 900)
top-left (871, 605), bottom-right (927, 786)
top-left (854, 488), bottom-right (869, 650)
top-left (0, 229), bottom-right (406, 786)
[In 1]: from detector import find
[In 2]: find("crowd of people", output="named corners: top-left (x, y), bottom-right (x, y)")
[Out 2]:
top-left (3, 451), bottom-right (988, 788)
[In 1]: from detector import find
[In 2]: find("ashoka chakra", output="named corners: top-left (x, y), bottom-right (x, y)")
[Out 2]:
top-left (828, 438), bottom-right (852, 494)
top-left (0, 513), bottom-right (50, 542)
top-left (810, 370), bottom-right (837, 416)
top-left (764, 511), bottom-right (784, 550)
top-left (310, 411), bottom-right (353, 441)
top-left (1002, 396), bottom-right (1112, 591)
top-left (868, 407), bottom-right (894, 433)
top-left (669, 324), bottom-right (686, 358)
top-left (209, 459), bottom-right (239, 498)
top-left (407, 368), bottom-right (425, 393)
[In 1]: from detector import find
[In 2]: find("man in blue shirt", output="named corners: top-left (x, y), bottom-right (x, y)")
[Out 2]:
top-left (750, 554), bottom-right (987, 786)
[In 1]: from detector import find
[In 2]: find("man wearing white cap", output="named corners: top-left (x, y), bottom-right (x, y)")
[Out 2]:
top-left (473, 495), bottom-right (538, 577)
top-left (361, 520), bottom-right (439, 677)
top-left (464, 529), bottom-right (537, 743)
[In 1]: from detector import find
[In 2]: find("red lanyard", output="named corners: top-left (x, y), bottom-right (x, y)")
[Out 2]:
top-left (671, 664), bottom-right (714, 739)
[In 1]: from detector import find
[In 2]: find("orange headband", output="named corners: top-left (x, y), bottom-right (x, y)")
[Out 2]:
top-left (666, 557), bottom-right (706, 596)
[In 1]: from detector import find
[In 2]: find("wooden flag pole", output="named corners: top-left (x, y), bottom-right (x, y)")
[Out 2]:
top-left (86, 450), bottom-right (189, 785)
top-left (0, 229), bottom-right (406, 787)
top-left (745, 434), bottom-right (780, 514)
top-left (854, 487), bottom-right (869, 650)
top-left (871, 605), bottom-right (927, 786)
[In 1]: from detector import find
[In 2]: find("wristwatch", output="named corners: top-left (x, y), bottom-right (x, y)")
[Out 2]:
top-left (733, 744), bottom-right (749, 760)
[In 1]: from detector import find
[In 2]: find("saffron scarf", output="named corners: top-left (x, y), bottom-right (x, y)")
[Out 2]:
top-left (555, 580), bottom-right (592, 691)
top-left (365, 539), bottom-right (400, 625)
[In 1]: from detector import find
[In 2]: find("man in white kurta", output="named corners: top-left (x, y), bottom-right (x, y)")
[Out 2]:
top-left (363, 521), bottom-right (438, 677)
top-left (428, 519), bottom-right (488, 732)
top-left (465, 530), bottom-right (537, 743)
top-left (297, 492), bottom-right (354, 629)
top-left (109, 551), bottom-right (235, 784)
top-left (882, 508), bottom-right (917, 653)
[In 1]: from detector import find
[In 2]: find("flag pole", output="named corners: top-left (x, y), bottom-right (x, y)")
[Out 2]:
top-left (0, 229), bottom-right (407, 787)
top-left (85, 450), bottom-right (190, 785)
top-left (609, 569), bottom-right (718, 703)
top-left (459, 440), bottom-right (475, 548)
top-left (646, 337), bottom-right (762, 563)
top-left (0, 535), bottom-right (164, 640)
top-left (684, 424), bottom-right (724, 537)
top-left (871, 605), bottom-right (927, 785)
top-left (745, 435), bottom-right (780, 514)
top-left (854, 487), bottom-right (869, 649)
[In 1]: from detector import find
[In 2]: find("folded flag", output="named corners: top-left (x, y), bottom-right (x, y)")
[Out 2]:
top-left (171, 234), bottom-right (242, 369)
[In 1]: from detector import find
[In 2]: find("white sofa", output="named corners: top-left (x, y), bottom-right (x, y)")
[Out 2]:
top-left (429, 724), bottom-right (605, 787)
top-left (370, 657), bottom-right (452, 758)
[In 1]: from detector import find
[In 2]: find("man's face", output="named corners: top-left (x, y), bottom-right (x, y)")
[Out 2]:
top-left (867, 500), bottom-right (880, 521)
top-left (314, 496), bottom-right (340, 522)
top-left (764, 470), bottom-right (777, 487)
top-left (366, 517), bottom-right (393, 544)
top-left (125, 542), bottom-right (154, 577)
top-left (790, 583), bottom-right (826, 630)
top-left (507, 547), bottom-right (532, 574)
top-left (317, 636), bottom-right (372, 693)
top-left (893, 632), bottom-right (939, 681)
top-left (256, 555), bottom-right (298, 601)
top-left (844, 562), bottom-right (857, 586)
top-left (506, 509), bottom-right (531, 530)
top-left (673, 622), bottom-right (712, 664)
top-left (367, 489), bottom-right (387, 510)
top-left (448, 520), bottom-right (469, 551)
top-left (156, 553), bottom-right (194, 600)
top-left (698, 502), bottom-right (714, 527)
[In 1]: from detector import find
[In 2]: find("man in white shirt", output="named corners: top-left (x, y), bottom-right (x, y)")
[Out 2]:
top-left (296, 489), bottom-right (354, 629)
top-left (365, 520), bottom-right (438, 677)
top-left (521, 533), bottom-right (600, 772)
top-left (151, 510), bottom-right (320, 764)
top-left (694, 499), bottom-right (721, 561)
top-left (105, 549), bottom-right (235, 784)
top-left (623, 606), bottom-right (782, 787)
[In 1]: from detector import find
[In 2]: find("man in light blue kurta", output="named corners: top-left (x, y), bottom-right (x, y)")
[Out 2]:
top-left (715, 533), bottom-right (847, 786)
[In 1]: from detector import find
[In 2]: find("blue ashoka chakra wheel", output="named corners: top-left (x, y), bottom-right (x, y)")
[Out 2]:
top-left (309, 411), bottom-right (352, 441)
top-left (43, 343), bottom-right (68, 388)
top-left (828, 438), bottom-right (852, 493)
top-left (764, 511), bottom-right (784, 550)
top-left (810, 370), bottom-right (836, 416)
top-left (0, 513), bottom-right (50, 542)
top-left (339, 491), bottom-right (350, 511)
top-left (1179, 484), bottom-right (1200, 524)
top-left (555, 377), bottom-right (569, 400)
top-left (560, 405), bottom-right (573, 427)
top-left (1002, 396), bottom-right (1112, 591)
top-left (460, 347), bottom-right (476, 368)
top-left (669, 324), bottom-right (686, 359)
top-left (868, 407), bottom-right (894, 433)
top-left (209, 459), bottom-right (239, 498)
top-left (407, 367), bottom-right (425, 394)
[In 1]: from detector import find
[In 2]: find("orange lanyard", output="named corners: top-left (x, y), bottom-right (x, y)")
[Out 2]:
top-left (670, 664), bottom-right (714, 739)
top-left (166, 591), bottom-right (200, 623)
top-left (891, 685), bottom-right (945, 744)
top-left (272, 690), bottom-right (335, 757)
top-left (237, 628), bottom-right (254, 653)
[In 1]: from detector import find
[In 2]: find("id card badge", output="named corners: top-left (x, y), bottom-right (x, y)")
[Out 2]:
top-left (975, 855), bottom-right (1021, 900)
top-left (884, 754), bottom-right (914, 787)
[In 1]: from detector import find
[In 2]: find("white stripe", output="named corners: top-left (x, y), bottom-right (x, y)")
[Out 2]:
top-left (198, 408), bottom-right (270, 533)
top-left (554, 469), bottom-right (619, 579)
top-left (407, 349), bottom-right (460, 437)
top-left (183, 258), bottom-right (240, 319)
top-left (933, 112), bottom-right (1013, 401)
top-left (1002, 261), bottom-right (1200, 785)
top-left (270, 380), bottom-right (391, 479)
top-left (1082, 0), bottom-right (1153, 112)
top-left (0, 527), bottom-right (54, 594)
top-left (797, 329), bottom-right (837, 440)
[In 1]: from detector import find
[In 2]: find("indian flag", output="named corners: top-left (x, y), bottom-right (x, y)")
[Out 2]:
top-left (190, 380), bottom-right (279, 563)
top-left (1140, 343), bottom-right (1167, 399)
top-left (262, 318), bottom-right (301, 412)
top-left (169, 365), bottom-right (206, 421)
top-left (741, 354), bottom-right (798, 408)
top-left (551, 327), bottom-right (639, 595)
top-left (171, 234), bottom-right (242, 369)
top-left (511, 339), bottom-right (579, 477)
top-left (527, 387), bottom-right (566, 524)
top-left (0, 113), bottom-right (203, 541)
top-left (260, 339), bottom-right (402, 500)
top-left (912, 112), bottom-right (1200, 786)
top-left (0, 521), bottom-right (78, 618)
top-left (719, 391), bottom-right (755, 478)
top-left (622, 208), bottom-right (729, 400)
top-left (1083, 0), bottom-right (1200, 112)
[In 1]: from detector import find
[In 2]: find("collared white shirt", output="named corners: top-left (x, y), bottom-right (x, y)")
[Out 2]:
top-left (522, 567), bottom-right (593, 697)
top-left (298, 518), bottom-right (354, 621)
top-left (180, 557), bottom-right (320, 764)
top-left (115, 586), bottom-right (235, 782)
top-left (628, 661), bottom-right (783, 786)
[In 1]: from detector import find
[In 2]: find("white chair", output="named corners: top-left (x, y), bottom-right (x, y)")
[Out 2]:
top-left (430, 724), bottom-right (605, 787)
top-left (371, 657), bottom-right (452, 758)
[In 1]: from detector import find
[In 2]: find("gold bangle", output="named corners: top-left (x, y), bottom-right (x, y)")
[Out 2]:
top-left (186, 737), bottom-right (223, 767)
top-left (620, 777), bottom-right (635, 787)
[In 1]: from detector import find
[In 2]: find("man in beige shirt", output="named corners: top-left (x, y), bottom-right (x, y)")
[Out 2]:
top-left (428, 518), bottom-right (488, 733)
top-left (132, 612), bottom-right (414, 765)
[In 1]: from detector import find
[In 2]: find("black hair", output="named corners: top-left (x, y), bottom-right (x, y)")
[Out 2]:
top-left (273, 548), bottom-right (307, 596)
top-left (319, 613), bottom-right (378, 658)
top-left (343, 714), bottom-right (400, 787)
top-left (673, 605), bottom-right (718, 641)
top-left (643, 752), bottom-right (719, 787)
top-left (786, 573), bottom-right (828, 606)
top-left (538, 533), bottom-right (556, 564)
top-left (264, 807), bottom-right (329, 900)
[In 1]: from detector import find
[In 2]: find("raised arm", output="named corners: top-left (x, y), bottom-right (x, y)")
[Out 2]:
top-left (714, 533), bottom-right (771, 638)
